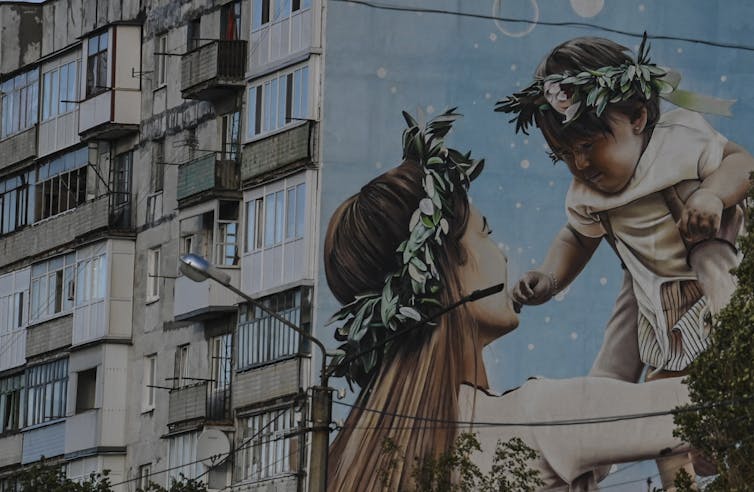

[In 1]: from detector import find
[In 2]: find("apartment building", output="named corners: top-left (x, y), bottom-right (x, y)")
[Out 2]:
top-left (0, 0), bottom-right (324, 490)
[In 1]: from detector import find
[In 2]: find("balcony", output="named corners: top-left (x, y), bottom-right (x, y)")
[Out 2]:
top-left (177, 153), bottom-right (240, 207)
top-left (173, 268), bottom-right (241, 321)
top-left (0, 433), bottom-right (22, 468)
top-left (0, 126), bottom-right (37, 172)
top-left (168, 382), bottom-right (231, 426)
top-left (241, 122), bottom-right (313, 183)
top-left (181, 40), bottom-right (247, 101)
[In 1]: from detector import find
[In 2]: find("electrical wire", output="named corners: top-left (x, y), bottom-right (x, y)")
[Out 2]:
top-left (331, 0), bottom-right (754, 53)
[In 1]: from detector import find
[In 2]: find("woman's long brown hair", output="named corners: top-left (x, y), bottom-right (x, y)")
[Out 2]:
top-left (324, 161), bottom-right (475, 490)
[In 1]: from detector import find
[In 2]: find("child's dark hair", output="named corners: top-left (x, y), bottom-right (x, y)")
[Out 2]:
top-left (535, 37), bottom-right (661, 155)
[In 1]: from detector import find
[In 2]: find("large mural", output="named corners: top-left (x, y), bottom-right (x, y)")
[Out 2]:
top-left (315, 1), bottom-right (754, 489)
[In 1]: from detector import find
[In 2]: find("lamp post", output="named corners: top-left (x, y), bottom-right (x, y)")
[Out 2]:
top-left (178, 253), bottom-right (331, 492)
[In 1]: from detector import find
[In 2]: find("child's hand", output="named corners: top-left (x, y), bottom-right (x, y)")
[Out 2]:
top-left (678, 189), bottom-right (724, 243)
top-left (512, 271), bottom-right (557, 307)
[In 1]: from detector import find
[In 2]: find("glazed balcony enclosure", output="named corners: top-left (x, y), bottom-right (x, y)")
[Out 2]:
top-left (181, 40), bottom-right (247, 101)
top-left (78, 25), bottom-right (142, 140)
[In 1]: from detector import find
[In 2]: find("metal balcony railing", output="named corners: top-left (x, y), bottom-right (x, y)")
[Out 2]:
top-left (181, 40), bottom-right (247, 100)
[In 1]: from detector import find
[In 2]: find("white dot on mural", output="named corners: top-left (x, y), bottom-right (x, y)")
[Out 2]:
top-left (527, 344), bottom-right (535, 351)
top-left (376, 67), bottom-right (387, 79)
top-left (523, 138), bottom-right (529, 145)
top-left (489, 33), bottom-right (498, 42)
top-left (599, 277), bottom-right (608, 286)
top-left (554, 286), bottom-right (570, 302)
top-left (721, 75), bottom-right (728, 82)
top-left (426, 105), bottom-right (435, 114)
top-left (570, 332), bottom-right (579, 340)
top-left (468, 196), bottom-right (473, 204)
top-left (638, 4), bottom-right (645, 11)
top-left (390, 86), bottom-right (397, 94)
top-left (510, 64), bottom-right (518, 71)
top-left (520, 159), bottom-right (530, 169)
top-left (548, 180), bottom-right (555, 187)
top-left (498, 185), bottom-right (503, 191)
top-left (474, 43), bottom-right (479, 49)
top-left (510, 142), bottom-right (516, 149)
top-left (570, 0), bottom-right (604, 18)
top-left (535, 207), bottom-right (541, 212)
top-left (375, 161), bottom-right (383, 169)
top-left (544, 316), bottom-right (551, 324)
top-left (677, 47), bottom-right (683, 54)
top-left (515, 202), bottom-right (522, 209)
top-left (485, 92), bottom-right (492, 100)
top-left (530, 258), bottom-right (536, 265)
top-left (515, 81), bottom-right (521, 87)
top-left (517, 247), bottom-right (523, 254)
top-left (497, 242), bottom-right (505, 250)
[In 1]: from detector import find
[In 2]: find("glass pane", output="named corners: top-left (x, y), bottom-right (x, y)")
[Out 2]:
top-left (58, 64), bottom-right (68, 114)
top-left (264, 193), bottom-right (275, 247)
top-left (296, 183), bottom-right (305, 237)
top-left (285, 187), bottom-right (295, 239)
top-left (274, 191), bottom-right (284, 244)
top-left (245, 200), bottom-right (255, 252)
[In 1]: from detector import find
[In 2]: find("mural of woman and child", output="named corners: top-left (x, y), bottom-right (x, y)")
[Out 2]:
top-left (323, 36), bottom-right (754, 491)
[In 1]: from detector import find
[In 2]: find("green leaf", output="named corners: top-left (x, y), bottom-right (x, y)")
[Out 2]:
top-left (399, 306), bottom-right (422, 321)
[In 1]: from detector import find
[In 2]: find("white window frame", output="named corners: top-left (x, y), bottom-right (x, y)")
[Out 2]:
top-left (147, 247), bottom-right (161, 302)
top-left (246, 63), bottom-right (310, 139)
top-left (42, 60), bottom-right (78, 121)
top-left (174, 344), bottom-right (190, 388)
top-left (138, 463), bottom-right (152, 490)
top-left (238, 404), bottom-right (300, 483)
top-left (244, 174), bottom-right (306, 253)
top-left (86, 31), bottom-right (109, 98)
top-left (143, 354), bottom-right (157, 412)
top-left (0, 373), bottom-right (23, 434)
top-left (251, 0), bottom-right (311, 32)
top-left (155, 34), bottom-right (168, 87)
top-left (167, 431), bottom-right (201, 483)
top-left (24, 358), bottom-right (68, 427)
top-left (74, 247), bottom-right (107, 307)
top-left (1, 68), bottom-right (39, 139)
top-left (30, 253), bottom-right (76, 322)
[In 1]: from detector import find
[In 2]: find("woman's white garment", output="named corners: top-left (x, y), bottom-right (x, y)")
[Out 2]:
top-left (565, 109), bottom-right (729, 371)
top-left (458, 378), bottom-right (690, 491)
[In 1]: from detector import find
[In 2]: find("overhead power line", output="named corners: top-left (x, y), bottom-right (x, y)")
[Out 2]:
top-left (331, 0), bottom-right (754, 53)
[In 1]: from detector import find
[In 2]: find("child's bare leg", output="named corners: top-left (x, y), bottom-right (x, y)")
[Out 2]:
top-left (646, 369), bottom-right (698, 490)
top-left (588, 270), bottom-right (643, 382)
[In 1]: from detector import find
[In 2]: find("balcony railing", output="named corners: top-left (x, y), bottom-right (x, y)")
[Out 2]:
top-left (177, 153), bottom-right (240, 206)
top-left (168, 382), bottom-right (231, 426)
top-left (181, 40), bottom-right (247, 100)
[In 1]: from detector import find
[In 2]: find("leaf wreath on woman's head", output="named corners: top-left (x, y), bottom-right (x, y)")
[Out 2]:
top-left (328, 108), bottom-right (485, 389)
top-left (495, 33), bottom-right (735, 135)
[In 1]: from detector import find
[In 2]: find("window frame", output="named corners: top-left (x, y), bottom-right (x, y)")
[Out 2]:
top-left (29, 252), bottom-right (76, 322)
top-left (1, 68), bottom-right (39, 139)
top-left (173, 344), bottom-right (190, 388)
top-left (155, 34), bottom-right (168, 87)
top-left (143, 354), bottom-right (157, 412)
top-left (85, 31), bottom-right (109, 98)
top-left (24, 358), bottom-right (68, 428)
top-left (246, 63), bottom-right (310, 139)
top-left (244, 176), bottom-right (306, 253)
top-left (41, 60), bottom-right (78, 121)
top-left (147, 247), bottom-right (161, 302)
top-left (0, 373), bottom-right (23, 434)
top-left (238, 404), bottom-right (301, 483)
top-left (34, 147), bottom-right (89, 222)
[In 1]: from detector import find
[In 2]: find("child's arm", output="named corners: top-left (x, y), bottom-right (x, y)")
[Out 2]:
top-left (679, 140), bottom-right (754, 242)
top-left (512, 225), bottom-right (601, 306)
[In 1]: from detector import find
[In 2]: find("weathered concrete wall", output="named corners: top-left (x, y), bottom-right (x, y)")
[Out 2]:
top-left (26, 315), bottom-right (73, 359)
top-left (0, 4), bottom-right (42, 75)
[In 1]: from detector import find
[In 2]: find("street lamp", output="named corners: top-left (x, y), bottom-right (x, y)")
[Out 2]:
top-left (178, 253), bottom-right (331, 492)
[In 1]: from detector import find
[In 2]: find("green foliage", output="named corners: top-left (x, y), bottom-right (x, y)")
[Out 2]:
top-left (10, 461), bottom-right (208, 492)
top-left (380, 432), bottom-right (544, 491)
top-left (673, 195), bottom-right (754, 490)
top-left (673, 469), bottom-right (696, 492)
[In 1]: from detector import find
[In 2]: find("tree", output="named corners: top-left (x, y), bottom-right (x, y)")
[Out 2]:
top-left (379, 432), bottom-right (544, 491)
top-left (10, 460), bottom-right (209, 492)
top-left (673, 198), bottom-right (754, 490)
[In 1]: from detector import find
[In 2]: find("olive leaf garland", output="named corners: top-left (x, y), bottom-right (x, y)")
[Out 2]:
top-left (495, 33), bottom-right (670, 134)
top-left (328, 108), bottom-right (484, 389)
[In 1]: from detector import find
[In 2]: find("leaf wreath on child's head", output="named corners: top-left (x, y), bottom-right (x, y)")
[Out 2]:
top-left (495, 33), bottom-right (735, 135)
top-left (328, 108), bottom-right (484, 390)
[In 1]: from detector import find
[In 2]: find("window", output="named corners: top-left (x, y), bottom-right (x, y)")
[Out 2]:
top-left (74, 248), bottom-right (107, 306)
top-left (151, 140), bottom-right (165, 193)
top-left (86, 32), bottom-right (108, 97)
top-left (221, 112), bottom-right (240, 162)
top-left (246, 64), bottom-right (309, 137)
top-left (112, 151), bottom-right (132, 208)
top-left (245, 181), bottom-right (305, 252)
top-left (1, 68), bottom-right (39, 138)
top-left (168, 431), bottom-right (201, 481)
top-left (208, 334), bottom-right (231, 421)
top-left (0, 373), bottom-right (23, 433)
top-left (252, 0), bottom-right (311, 31)
top-left (0, 291), bottom-right (24, 330)
top-left (143, 355), bottom-right (157, 411)
top-left (147, 247), bottom-right (161, 301)
top-left (221, 1), bottom-right (242, 41)
top-left (187, 18), bottom-right (201, 51)
top-left (155, 34), bottom-right (167, 87)
top-left (216, 201), bottom-right (240, 266)
top-left (0, 170), bottom-right (34, 235)
top-left (138, 464), bottom-right (152, 490)
top-left (239, 405), bottom-right (300, 482)
top-left (30, 253), bottom-right (76, 321)
top-left (35, 147), bottom-right (88, 221)
top-left (42, 60), bottom-right (77, 121)
top-left (75, 368), bottom-right (97, 413)
top-left (180, 211), bottom-right (213, 258)
top-left (174, 344), bottom-right (190, 388)
top-left (25, 358), bottom-right (68, 427)
top-left (237, 288), bottom-right (310, 369)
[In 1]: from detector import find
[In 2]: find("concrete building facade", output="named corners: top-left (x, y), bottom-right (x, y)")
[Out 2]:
top-left (0, 0), bottom-right (324, 490)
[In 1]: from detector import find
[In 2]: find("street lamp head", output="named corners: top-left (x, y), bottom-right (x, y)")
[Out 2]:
top-left (179, 253), bottom-right (231, 285)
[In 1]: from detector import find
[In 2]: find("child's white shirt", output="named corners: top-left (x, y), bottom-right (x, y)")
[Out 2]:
top-left (564, 108), bottom-right (728, 371)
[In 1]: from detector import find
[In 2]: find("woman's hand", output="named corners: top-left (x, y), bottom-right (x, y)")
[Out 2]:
top-left (512, 271), bottom-right (557, 307)
top-left (678, 188), bottom-right (724, 243)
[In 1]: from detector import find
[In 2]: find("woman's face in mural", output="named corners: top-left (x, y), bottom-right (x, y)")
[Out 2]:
top-left (458, 206), bottom-right (519, 342)
top-left (554, 109), bottom-right (648, 194)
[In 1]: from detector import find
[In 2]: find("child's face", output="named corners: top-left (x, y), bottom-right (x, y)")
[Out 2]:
top-left (551, 110), bottom-right (646, 194)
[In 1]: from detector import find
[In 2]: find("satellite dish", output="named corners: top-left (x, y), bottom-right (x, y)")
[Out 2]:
top-left (196, 429), bottom-right (231, 467)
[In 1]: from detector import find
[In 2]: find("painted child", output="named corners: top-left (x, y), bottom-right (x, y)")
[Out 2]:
top-left (497, 36), bottom-right (754, 489)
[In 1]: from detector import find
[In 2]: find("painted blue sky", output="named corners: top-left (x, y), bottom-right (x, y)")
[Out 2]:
top-left (316, 1), bottom-right (754, 488)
